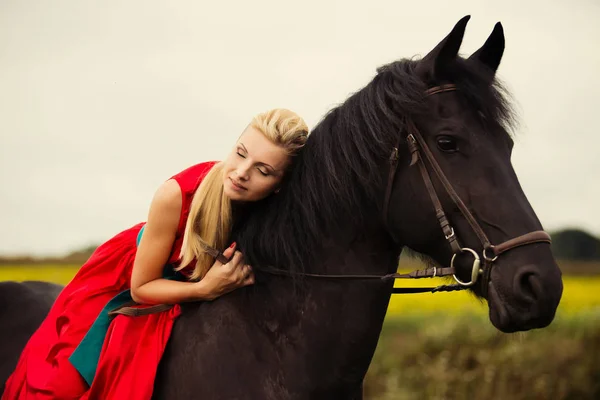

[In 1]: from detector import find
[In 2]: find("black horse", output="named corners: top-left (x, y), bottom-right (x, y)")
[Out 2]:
top-left (1, 16), bottom-right (562, 399)
top-left (0, 281), bottom-right (63, 394)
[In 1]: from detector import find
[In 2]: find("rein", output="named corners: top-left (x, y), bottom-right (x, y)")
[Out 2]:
top-left (111, 84), bottom-right (551, 318)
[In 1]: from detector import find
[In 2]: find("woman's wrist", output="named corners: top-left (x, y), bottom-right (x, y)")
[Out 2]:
top-left (192, 279), bottom-right (217, 301)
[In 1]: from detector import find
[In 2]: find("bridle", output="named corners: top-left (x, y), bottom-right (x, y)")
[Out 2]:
top-left (110, 84), bottom-right (552, 318)
top-left (381, 84), bottom-right (551, 296)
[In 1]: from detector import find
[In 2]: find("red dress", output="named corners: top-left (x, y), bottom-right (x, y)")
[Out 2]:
top-left (2, 161), bottom-right (218, 400)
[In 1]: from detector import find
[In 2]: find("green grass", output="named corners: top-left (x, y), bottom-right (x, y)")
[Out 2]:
top-left (365, 311), bottom-right (600, 400)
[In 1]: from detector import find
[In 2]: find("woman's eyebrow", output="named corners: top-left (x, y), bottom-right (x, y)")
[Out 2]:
top-left (239, 143), bottom-right (277, 173)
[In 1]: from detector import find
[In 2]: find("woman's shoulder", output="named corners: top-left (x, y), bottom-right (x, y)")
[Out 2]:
top-left (168, 161), bottom-right (219, 192)
top-left (169, 161), bottom-right (219, 180)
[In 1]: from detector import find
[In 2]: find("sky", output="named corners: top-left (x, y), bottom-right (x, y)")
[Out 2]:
top-left (1, 0), bottom-right (598, 256)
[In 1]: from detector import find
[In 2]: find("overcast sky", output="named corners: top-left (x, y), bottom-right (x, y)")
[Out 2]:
top-left (1, 0), bottom-right (598, 256)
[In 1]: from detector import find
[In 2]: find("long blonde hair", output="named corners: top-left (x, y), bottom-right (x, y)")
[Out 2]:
top-left (178, 109), bottom-right (309, 280)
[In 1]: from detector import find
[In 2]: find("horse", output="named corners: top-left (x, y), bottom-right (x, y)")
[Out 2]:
top-left (0, 281), bottom-right (63, 393)
top-left (151, 16), bottom-right (563, 399)
top-left (1, 16), bottom-right (563, 399)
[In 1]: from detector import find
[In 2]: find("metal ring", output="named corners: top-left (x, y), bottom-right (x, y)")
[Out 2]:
top-left (483, 247), bottom-right (498, 262)
top-left (432, 266), bottom-right (437, 278)
top-left (451, 247), bottom-right (482, 287)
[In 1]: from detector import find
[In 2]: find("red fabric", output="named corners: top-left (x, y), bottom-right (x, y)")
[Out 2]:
top-left (2, 161), bottom-right (218, 400)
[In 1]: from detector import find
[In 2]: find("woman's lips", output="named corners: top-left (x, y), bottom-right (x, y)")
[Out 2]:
top-left (229, 178), bottom-right (247, 191)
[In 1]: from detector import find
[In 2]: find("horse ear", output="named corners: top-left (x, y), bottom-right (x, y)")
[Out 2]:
top-left (416, 15), bottom-right (471, 81)
top-left (468, 22), bottom-right (505, 75)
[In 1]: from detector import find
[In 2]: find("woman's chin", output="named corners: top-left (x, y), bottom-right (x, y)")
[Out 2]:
top-left (223, 186), bottom-right (245, 201)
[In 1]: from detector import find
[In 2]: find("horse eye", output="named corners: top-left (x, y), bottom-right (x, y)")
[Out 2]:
top-left (437, 136), bottom-right (458, 153)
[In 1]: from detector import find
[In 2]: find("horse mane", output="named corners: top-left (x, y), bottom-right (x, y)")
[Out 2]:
top-left (233, 57), bottom-right (515, 274)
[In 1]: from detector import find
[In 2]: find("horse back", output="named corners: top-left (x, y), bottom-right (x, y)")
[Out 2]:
top-left (0, 280), bottom-right (63, 389)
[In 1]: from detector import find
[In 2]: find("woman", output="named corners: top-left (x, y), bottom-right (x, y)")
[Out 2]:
top-left (2, 108), bottom-right (309, 400)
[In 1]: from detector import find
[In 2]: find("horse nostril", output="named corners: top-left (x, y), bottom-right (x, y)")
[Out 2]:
top-left (515, 270), bottom-right (541, 304)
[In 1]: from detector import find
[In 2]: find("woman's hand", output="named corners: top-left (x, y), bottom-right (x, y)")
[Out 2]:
top-left (195, 242), bottom-right (255, 301)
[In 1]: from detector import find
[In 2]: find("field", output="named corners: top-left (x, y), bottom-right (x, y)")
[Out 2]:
top-left (0, 264), bottom-right (80, 285)
top-left (364, 311), bottom-right (600, 400)
top-left (1, 261), bottom-right (599, 399)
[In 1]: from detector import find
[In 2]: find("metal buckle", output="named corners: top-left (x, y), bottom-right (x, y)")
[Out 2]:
top-left (451, 247), bottom-right (483, 287)
top-left (445, 227), bottom-right (455, 240)
top-left (483, 246), bottom-right (498, 262)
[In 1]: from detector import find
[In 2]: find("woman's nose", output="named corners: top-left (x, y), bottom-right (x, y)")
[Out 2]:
top-left (236, 162), bottom-right (251, 180)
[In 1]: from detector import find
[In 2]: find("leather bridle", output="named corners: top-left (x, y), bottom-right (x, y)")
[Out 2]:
top-left (110, 84), bottom-right (552, 318)
top-left (381, 84), bottom-right (551, 296)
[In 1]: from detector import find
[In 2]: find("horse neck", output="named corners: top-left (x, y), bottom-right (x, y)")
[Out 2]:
top-left (257, 221), bottom-right (399, 386)
top-left (314, 221), bottom-right (397, 275)
top-left (160, 212), bottom-right (403, 397)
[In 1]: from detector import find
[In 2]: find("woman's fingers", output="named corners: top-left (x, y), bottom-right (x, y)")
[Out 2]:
top-left (238, 264), bottom-right (254, 284)
top-left (242, 271), bottom-right (255, 286)
top-left (236, 264), bottom-right (249, 280)
top-left (223, 251), bottom-right (244, 273)
top-left (220, 242), bottom-right (237, 263)
top-left (230, 250), bottom-right (244, 266)
top-left (221, 252), bottom-right (254, 287)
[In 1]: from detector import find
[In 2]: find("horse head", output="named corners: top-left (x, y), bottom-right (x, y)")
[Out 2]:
top-left (383, 16), bottom-right (563, 332)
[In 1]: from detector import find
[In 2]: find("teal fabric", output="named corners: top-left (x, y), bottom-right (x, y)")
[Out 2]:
top-left (68, 290), bottom-right (134, 386)
top-left (69, 224), bottom-right (183, 386)
top-left (136, 224), bottom-right (145, 247)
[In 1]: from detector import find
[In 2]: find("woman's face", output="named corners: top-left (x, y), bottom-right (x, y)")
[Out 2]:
top-left (222, 126), bottom-right (291, 202)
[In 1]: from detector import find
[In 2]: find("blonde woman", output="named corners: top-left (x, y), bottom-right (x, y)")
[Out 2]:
top-left (3, 109), bottom-right (309, 400)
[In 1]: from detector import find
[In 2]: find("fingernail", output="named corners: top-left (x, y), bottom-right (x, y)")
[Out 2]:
top-left (229, 242), bottom-right (236, 249)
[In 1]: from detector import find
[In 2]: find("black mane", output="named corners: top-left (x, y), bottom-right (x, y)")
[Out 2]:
top-left (233, 57), bottom-right (515, 274)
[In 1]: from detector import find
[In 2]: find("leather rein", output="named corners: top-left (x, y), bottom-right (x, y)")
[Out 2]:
top-left (110, 84), bottom-right (551, 318)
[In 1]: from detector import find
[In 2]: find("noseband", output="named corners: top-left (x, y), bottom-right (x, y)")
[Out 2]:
top-left (382, 84), bottom-right (551, 296)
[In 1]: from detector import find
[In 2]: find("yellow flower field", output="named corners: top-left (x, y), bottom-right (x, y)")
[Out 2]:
top-left (388, 275), bottom-right (600, 316)
top-left (0, 264), bottom-right (80, 285)
top-left (1, 263), bottom-right (598, 317)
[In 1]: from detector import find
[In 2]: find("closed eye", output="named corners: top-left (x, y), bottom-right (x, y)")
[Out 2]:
top-left (237, 147), bottom-right (273, 176)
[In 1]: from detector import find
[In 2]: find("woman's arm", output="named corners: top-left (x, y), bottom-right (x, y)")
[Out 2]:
top-left (130, 179), bottom-right (254, 305)
top-left (130, 179), bottom-right (200, 304)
